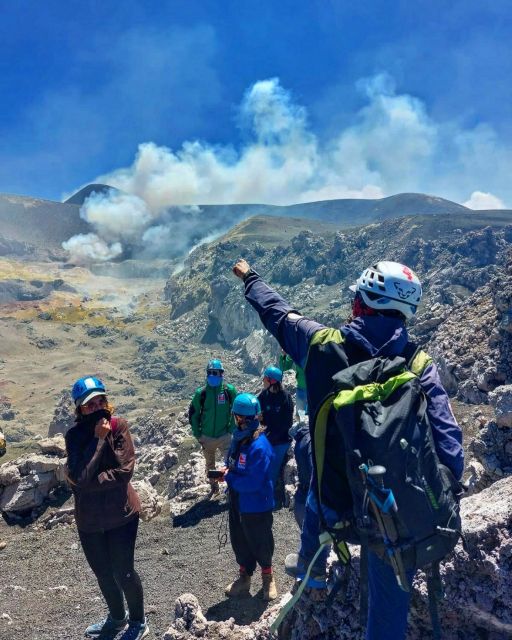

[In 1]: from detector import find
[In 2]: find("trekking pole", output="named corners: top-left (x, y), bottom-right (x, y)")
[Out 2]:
top-left (360, 464), bottom-right (410, 592)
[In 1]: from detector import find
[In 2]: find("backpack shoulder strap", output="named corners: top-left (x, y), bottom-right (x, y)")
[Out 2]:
top-left (403, 342), bottom-right (433, 376)
top-left (199, 387), bottom-right (207, 421)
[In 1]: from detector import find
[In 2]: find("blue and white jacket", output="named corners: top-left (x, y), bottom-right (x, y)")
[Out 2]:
top-left (225, 431), bottom-right (275, 513)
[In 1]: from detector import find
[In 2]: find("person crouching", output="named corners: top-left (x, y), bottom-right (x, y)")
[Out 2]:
top-left (223, 393), bottom-right (277, 601)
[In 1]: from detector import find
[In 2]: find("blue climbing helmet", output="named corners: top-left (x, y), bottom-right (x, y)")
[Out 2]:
top-left (263, 366), bottom-right (283, 383)
top-left (232, 393), bottom-right (261, 417)
top-left (206, 359), bottom-right (224, 373)
top-left (71, 376), bottom-right (106, 407)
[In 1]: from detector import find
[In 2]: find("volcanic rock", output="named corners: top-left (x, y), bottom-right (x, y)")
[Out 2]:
top-left (489, 384), bottom-right (512, 427)
top-left (0, 454), bottom-right (66, 515)
top-left (131, 479), bottom-right (163, 522)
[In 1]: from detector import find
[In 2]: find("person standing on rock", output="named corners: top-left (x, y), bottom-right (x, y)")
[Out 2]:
top-left (223, 392), bottom-right (278, 601)
top-left (232, 258), bottom-right (464, 640)
top-left (257, 365), bottom-right (293, 507)
top-left (188, 359), bottom-right (237, 496)
top-left (65, 376), bottom-right (149, 640)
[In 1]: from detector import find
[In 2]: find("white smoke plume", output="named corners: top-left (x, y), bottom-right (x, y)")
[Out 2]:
top-left (463, 191), bottom-right (506, 210)
top-left (62, 75), bottom-right (510, 262)
top-left (62, 233), bottom-right (122, 263)
top-left (80, 191), bottom-right (152, 239)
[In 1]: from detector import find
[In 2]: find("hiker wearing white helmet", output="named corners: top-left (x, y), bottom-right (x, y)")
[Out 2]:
top-left (233, 258), bottom-right (463, 640)
top-left (350, 261), bottom-right (422, 319)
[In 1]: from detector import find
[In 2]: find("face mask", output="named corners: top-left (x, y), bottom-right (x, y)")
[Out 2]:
top-left (207, 374), bottom-right (222, 387)
top-left (80, 408), bottom-right (111, 429)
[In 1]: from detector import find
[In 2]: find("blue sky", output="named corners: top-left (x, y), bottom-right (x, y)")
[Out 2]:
top-left (1, 0), bottom-right (511, 208)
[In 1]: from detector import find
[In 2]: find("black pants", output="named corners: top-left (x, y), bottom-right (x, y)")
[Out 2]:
top-left (78, 516), bottom-right (144, 622)
top-left (229, 494), bottom-right (274, 575)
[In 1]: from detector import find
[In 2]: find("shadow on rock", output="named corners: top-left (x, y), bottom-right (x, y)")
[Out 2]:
top-left (172, 498), bottom-right (228, 528)
top-left (205, 595), bottom-right (268, 625)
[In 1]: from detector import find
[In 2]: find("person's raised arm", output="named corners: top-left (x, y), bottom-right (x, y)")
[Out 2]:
top-left (233, 259), bottom-right (324, 368)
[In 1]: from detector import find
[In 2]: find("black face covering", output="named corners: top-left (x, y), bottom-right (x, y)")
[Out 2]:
top-left (78, 408), bottom-right (112, 432)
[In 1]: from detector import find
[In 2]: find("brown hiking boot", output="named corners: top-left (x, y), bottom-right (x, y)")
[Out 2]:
top-left (225, 572), bottom-right (251, 597)
top-left (262, 572), bottom-right (278, 601)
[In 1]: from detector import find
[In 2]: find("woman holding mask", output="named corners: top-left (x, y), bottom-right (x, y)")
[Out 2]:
top-left (65, 376), bottom-right (148, 640)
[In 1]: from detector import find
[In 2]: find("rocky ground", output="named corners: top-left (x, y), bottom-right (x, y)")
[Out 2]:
top-left (2, 210), bottom-right (512, 639)
top-left (0, 498), bottom-right (298, 640)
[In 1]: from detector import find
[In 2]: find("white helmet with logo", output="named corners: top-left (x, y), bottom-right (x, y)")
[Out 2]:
top-left (350, 261), bottom-right (422, 320)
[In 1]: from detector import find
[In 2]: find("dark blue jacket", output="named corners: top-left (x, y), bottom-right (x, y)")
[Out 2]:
top-left (225, 432), bottom-right (274, 513)
top-left (243, 271), bottom-right (464, 481)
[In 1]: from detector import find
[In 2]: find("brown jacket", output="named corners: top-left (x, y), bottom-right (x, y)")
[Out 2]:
top-left (65, 417), bottom-right (141, 533)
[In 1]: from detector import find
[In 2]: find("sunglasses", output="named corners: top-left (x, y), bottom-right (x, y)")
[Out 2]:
top-left (207, 370), bottom-right (223, 376)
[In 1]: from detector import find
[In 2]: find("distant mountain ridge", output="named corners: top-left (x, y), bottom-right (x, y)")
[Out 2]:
top-left (0, 184), bottom-right (502, 258)
top-left (201, 192), bottom-right (469, 224)
top-left (0, 194), bottom-right (87, 250)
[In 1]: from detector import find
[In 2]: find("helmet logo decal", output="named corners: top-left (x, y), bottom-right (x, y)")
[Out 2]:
top-left (402, 266), bottom-right (414, 281)
top-left (394, 282), bottom-right (417, 299)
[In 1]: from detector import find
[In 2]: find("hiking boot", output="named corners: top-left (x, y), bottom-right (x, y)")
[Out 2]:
top-left (121, 618), bottom-right (149, 640)
top-left (225, 571), bottom-right (251, 597)
top-left (261, 572), bottom-right (278, 601)
top-left (85, 613), bottom-right (128, 637)
top-left (285, 553), bottom-right (327, 588)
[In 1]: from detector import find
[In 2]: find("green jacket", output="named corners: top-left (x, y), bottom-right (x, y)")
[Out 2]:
top-left (279, 354), bottom-right (307, 391)
top-left (189, 382), bottom-right (237, 439)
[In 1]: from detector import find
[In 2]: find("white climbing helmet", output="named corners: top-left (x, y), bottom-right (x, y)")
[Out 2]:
top-left (350, 261), bottom-right (422, 320)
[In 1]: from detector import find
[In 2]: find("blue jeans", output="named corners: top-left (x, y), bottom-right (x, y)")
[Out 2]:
top-left (366, 552), bottom-right (414, 640)
top-left (293, 487), bottom-right (307, 528)
top-left (268, 443), bottom-right (290, 486)
top-left (299, 487), bottom-right (413, 639)
top-left (298, 488), bottom-right (330, 570)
